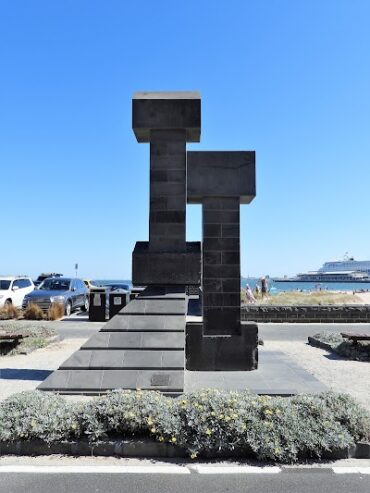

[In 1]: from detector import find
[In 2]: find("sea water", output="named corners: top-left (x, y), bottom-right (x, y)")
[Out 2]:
top-left (93, 278), bottom-right (370, 295)
top-left (242, 278), bottom-right (370, 294)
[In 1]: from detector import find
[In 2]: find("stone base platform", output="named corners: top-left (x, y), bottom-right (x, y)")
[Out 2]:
top-left (185, 321), bottom-right (258, 371)
top-left (132, 241), bottom-right (201, 285)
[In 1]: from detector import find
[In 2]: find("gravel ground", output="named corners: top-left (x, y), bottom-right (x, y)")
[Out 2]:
top-left (0, 339), bottom-right (86, 402)
top-left (267, 340), bottom-right (370, 411)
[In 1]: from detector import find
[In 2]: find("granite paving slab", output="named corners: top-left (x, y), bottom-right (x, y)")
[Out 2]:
top-left (59, 350), bottom-right (184, 370)
top-left (184, 349), bottom-right (327, 395)
top-left (81, 332), bottom-right (184, 349)
top-left (39, 369), bottom-right (184, 392)
top-left (123, 299), bottom-right (186, 315)
top-left (102, 315), bottom-right (185, 332)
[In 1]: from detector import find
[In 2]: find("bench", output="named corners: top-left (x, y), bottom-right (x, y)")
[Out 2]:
top-left (341, 333), bottom-right (370, 352)
top-left (0, 331), bottom-right (26, 341)
top-left (341, 332), bottom-right (370, 342)
top-left (0, 331), bottom-right (29, 355)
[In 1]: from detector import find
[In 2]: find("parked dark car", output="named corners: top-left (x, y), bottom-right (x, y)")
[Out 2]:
top-left (33, 272), bottom-right (63, 288)
top-left (23, 277), bottom-right (88, 316)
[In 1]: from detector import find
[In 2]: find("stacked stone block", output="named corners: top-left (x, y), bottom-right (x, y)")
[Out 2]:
top-left (202, 197), bottom-right (241, 335)
top-left (149, 130), bottom-right (186, 252)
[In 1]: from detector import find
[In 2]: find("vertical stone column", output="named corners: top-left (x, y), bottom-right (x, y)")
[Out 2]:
top-left (131, 92), bottom-right (201, 286)
top-left (149, 130), bottom-right (186, 252)
top-left (203, 197), bottom-right (240, 335)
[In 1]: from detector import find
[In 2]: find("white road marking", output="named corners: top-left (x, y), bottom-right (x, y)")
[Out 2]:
top-left (2, 465), bottom-right (370, 475)
top-left (189, 465), bottom-right (282, 474)
top-left (0, 465), bottom-right (191, 474)
top-left (333, 467), bottom-right (370, 474)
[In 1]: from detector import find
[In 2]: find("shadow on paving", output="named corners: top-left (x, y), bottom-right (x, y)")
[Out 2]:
top-left (0, 369), bottom-right (53, 381)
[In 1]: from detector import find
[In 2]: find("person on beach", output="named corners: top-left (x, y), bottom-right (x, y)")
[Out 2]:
top-left (261, 277), bottom-right (268, 298)
top-left (255, 284), bottom-right (260, 297)
top-left (245, 283), bottom-right (256, 304)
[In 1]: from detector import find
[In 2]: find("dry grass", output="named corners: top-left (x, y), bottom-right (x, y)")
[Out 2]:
top-left (0, 304), bottom-right (21, 320)
top-left (254, 290), bottom-right (362, 305)
top-left (0, 321), bottom-right (57, 355)
top-left (23, 303), bottom-right (45, 320)
top-left (47, 302), bottom-right (64, 321)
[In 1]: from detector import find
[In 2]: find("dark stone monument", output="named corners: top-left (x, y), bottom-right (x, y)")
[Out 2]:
top-left (186, 151), bottom-right (258, 370)
top-left (37, 91), bottom-right (258, 395)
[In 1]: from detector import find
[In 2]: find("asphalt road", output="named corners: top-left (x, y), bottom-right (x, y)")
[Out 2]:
top-left (50, 315), bottom-right (104, 339)
top-left (1, 469), bottom-right (369, 493)
top-left (51, 316), bottom-right (370, 342)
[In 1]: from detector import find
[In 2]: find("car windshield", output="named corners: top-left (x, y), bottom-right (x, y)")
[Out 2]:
top-left (0, 280), bottom-right (11, 290)
top-left (39, 279), bottom-right (71, 291)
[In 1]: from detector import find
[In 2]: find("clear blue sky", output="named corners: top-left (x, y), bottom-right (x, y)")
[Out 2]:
top-left (1, 0), bottom-right (370, 279)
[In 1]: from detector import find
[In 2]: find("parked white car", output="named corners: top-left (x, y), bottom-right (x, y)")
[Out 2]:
top-left (0, 276), bottom-right (35, 308)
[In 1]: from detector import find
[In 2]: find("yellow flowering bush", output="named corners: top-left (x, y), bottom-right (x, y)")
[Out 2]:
top-left (0, 390), bottom-right (369, 463)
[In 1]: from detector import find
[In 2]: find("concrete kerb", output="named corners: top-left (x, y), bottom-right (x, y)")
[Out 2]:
top-left (0, 439), bottom-right (369, 460)
top-left (307, 337), bottom-right (333, 352)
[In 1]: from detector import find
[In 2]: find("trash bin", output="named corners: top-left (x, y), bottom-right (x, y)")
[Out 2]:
top-left (109, 290), bottom-right (130, 319)
top-left (89, 288), bottom-right (107, 322)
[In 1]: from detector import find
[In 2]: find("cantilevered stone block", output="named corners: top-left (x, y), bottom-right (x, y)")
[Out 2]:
top-left (132, 92), bottom-right (201, 143)
top-left (187, 151), bottom-right (255, 204)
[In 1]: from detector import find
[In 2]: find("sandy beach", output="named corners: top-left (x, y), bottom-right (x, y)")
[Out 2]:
top-left (352, 291), bottom-right (370, 304)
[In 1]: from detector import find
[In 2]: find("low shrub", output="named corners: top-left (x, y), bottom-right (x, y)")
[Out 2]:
top-left (0, 304), bottom-right (20, 320)
top-left (0, 392), bottom-right (80, 443)
top-left (47, 303), bottom-right (64, 321)
top-left (23, 303), bottom-right (45, 320)
top-left (310, 331), bottom-right (370, 361)
top-left (0, 390), bottom-right (369, 462)
top-left (80, 390), bottom-right (180, 443)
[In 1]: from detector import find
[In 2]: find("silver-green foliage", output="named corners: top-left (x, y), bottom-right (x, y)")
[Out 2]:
top-left (312, 331), bottom-right (370, 361)
top-left (0, 390), bottom-right (369, 463)
top-left (313, 331), bottom-right (344, 346)
top-left (0, 391), bottom-right (80, 443)
top-left (79, 390), bottom-right (181, 442)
